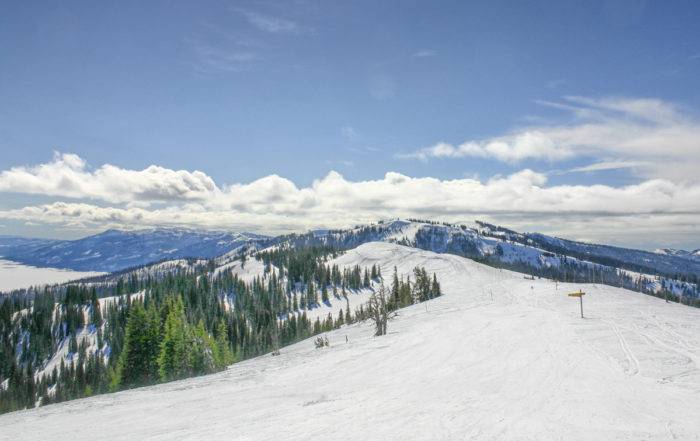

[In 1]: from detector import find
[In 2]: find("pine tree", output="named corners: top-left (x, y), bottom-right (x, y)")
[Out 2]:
top-left (431, 273), bottom-right (441, 298)
top-left (337, 308), bottom-right (344, 327)
top-left (400, 276), bottom-right (413, 306)
top-left (214, 319), bottom-right (234, 369)
top-left (91, 298), bottom-right (102, 327)
top-left (68, 333), bottom-right (78, 355)
top-left (158, 297), bottom-right (192, 381)
top-left (190, 320), bottom-right (215, 375)
top-left (115, 302), bottom-right (160, 389)
top-left (308, 281), bottom-right (317, 306)
top-left (390, 267), bottom-right (400, 309)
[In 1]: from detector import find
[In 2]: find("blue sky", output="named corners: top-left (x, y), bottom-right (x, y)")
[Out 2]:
top-left (1, 1), bottom-right (700, 250)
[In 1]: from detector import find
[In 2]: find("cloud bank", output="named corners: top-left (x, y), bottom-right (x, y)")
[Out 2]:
top-left (400, 96), bottom-right (700, 182)
top-left (1, 152), bottom-right (699, 246)
top-left (0, 152), bottom-right (218, 203)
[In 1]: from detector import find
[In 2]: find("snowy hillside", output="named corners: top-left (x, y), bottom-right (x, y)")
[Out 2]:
top-left (278, 220), bottom-right (699, 301)
top-left (71, 219), bottom-right (697, 307)
top-left (215, 244), bottom-right (397, 323)
top-left (0, 228), bottom-right (270, 272)
top-left (283, 219), bottom-right (700, 279)
top-left (2, 242), bottom-right (699, 440)
top-left (22, 291), bottom-right (146, 386)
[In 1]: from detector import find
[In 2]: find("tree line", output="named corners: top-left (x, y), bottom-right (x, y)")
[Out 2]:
top-left (0, 244), bottom-right (444, 414)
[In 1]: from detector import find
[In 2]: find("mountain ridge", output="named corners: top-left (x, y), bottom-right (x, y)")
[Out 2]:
top-left (0, 227), bottom-right (271, 272)
top-left (2, 220), bottom-right (699, 282)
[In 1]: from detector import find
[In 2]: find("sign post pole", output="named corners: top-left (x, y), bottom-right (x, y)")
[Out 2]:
top-left (568, 290), bottom-right (585, 318)
top-left (579, 294), bottom-right (583, 318)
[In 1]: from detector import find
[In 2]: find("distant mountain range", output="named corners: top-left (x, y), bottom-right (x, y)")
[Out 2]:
top-left (0, 236), bottom-right (57, 252)
top-left (655, 248), bottom-right (700, 262)
top-left (0, 228), bottom-right (270, 272)
top-left (0, 221), bottom-right (698, 279)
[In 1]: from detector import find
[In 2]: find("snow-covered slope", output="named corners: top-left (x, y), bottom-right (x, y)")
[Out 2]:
top-left (288, 220), bottom-right (700, 281)
top-left (27, 291), bottom-right (146, 384)
top-left (2, 242), bottom-right (699, 440)
top-left (214, 247), bottom-right (382, 322)
top-left (0, 228), bottom-right (270, 272)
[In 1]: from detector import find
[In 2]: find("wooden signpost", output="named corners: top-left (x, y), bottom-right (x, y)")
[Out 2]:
top-left (568, 290), bottom-right (585, 318)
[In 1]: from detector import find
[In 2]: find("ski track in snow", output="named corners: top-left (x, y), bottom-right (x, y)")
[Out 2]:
top-left (2, 242), bottom-right (700, 440)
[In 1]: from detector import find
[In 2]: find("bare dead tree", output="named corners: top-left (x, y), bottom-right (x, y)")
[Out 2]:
top-left (368, 283), bottom-right (388, 336)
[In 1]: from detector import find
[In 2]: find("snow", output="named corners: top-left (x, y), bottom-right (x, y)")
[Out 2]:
top-left (97, 290), bottom-right (145, 310)
top-left (215, 252), bottom-right (377, 322)
top-left (656, 248), bottom-right (700, 262)
top-left (383, 219), bottom-right (423, 243)
top-left (25, 291), bottom-right (146, 382)
top-left (213, 256), bottom-right (266, 281)
top-left (284, 286), bottom-right (376, 323)
top-left (2, 242), bottom-right (700, 440)
top-left (36, 317), bottom-right (96, 381)
top-left (0, 259), bottom-right (104, 293)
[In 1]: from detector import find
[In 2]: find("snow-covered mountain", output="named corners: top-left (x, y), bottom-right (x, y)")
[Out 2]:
top-left (656, 247), bottom-right (700, 262)
top-left (3, 220), bottom-right (698, 280)
top-left (1, 219), bottom-right (698, 302)
top-left (2, 242), bottom-right (699, 440)
top-left (0, 228), bottom-right (270, 272)
top-left (0, 236), bottom-right (57, 254)
top-left (279, 219), bottom-right (700, 281)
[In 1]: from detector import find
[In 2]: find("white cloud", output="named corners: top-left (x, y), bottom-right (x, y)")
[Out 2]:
top-left (1, 154), bottom-right (700, 246)
top-left (412, 50), bottom-right (436, 58)
top-left (341, 126), bottom-right (358, 140)
top-left (0, 152), bottom-right (219, 203)
top-left (399, 132), bottom-right (573, 163)
top-left (399, 96), bottom-right (700, 182)
top-left (240, 10), bottom-right (300, 34)
top-left (568, 160), bottom-right (650, 173)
